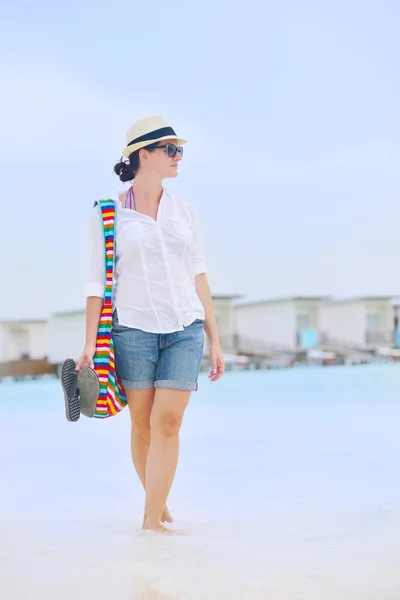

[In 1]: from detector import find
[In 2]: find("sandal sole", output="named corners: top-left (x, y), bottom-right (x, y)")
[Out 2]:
top-left (61, 359), bottom-right (80, 422)
top-left (77, 367), bottom-right (100, 418)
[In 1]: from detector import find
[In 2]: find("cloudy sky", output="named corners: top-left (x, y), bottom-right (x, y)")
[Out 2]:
top-left (1, 0), bottom-right (400, 319)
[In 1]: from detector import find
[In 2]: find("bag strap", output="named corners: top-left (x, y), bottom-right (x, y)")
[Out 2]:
top-left (93, 199), bottom-right (117, 306)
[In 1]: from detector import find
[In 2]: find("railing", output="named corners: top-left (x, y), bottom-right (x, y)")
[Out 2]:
top-left (233, 334), bottom-right (291, 357)
top-left (365, 331), bottom-right (393, 345)
top-left (318, 331), bottom-right (360, 350)
top-left (215, 330), bottom-right (396, 358)
top-left (320, 330), bottom-right (395, 349)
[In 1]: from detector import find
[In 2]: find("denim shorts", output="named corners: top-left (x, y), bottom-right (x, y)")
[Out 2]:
top-left (112, 311), bottom-right (205, 392)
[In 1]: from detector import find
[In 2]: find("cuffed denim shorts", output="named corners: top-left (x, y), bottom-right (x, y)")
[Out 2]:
top-left (112, 311), bottom-right (205, 392)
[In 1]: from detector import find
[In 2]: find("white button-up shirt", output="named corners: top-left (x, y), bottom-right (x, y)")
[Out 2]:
top-left (85, 189), bottom-right (207, 333)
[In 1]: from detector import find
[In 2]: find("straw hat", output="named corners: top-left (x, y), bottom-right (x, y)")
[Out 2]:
top-left (122, 116), bottom-right (187, 158)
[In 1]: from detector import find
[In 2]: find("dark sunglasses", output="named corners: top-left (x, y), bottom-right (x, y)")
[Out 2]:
top-left (155, 143), bottom-right (184, 158)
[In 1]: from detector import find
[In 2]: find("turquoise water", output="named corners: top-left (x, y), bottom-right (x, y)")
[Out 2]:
top-left (1, 365), bottom-right (400, 599)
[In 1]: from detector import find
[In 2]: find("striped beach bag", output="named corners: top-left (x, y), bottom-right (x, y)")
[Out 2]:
top-left (92, 199), bottom-right (127, 418)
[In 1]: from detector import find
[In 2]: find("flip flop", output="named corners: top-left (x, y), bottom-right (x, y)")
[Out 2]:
top-left (61, 358), bottom-right (80, 422)
top-left (77, 367), bottom-right (100, 418)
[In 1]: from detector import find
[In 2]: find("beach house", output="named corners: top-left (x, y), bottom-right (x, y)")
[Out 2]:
top-left (319, 296), bottom-right (397, 349)
top-left (233, 297), bottom-right (328, 353)
top-left (0, 320), bottom-right (48, 363)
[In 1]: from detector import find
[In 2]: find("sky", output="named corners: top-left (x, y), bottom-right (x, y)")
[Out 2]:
top-left (1, 0), bottom-right (400, 319)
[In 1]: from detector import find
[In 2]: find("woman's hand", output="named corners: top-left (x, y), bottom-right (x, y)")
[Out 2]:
top-left (208, 341), bottom-right (225, 382)
top-left (76, 344), bottom-right (96, 371)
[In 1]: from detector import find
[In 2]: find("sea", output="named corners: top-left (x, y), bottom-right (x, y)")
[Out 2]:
top-left (1, 364), bottom-right (400, 600)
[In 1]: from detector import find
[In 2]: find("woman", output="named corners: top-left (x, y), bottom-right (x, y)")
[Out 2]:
top-left (76, 116), bottom-right (224, 533)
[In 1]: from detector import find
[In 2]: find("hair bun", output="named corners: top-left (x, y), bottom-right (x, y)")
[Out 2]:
top-left (113, 159), bottom-right (134, 182)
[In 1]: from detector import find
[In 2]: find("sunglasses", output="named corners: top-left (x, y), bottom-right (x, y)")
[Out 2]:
top-left (155, 143), bottom-right (184, 158)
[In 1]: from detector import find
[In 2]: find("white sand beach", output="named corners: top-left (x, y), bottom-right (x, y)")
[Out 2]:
top-left (1, 367), bottom-right (400, 599)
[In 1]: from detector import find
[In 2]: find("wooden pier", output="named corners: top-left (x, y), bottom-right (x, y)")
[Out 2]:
top-left (0, 359), bottom-right (58, 382)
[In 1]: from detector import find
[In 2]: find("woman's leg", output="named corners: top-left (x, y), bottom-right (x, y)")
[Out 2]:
top-left (142, 388), bottom-right (191, 531)
top-left (126, 388), bottom-right (173, 523)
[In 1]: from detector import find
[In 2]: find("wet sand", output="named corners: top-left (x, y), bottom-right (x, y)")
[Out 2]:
top-left (1, 367), bottom-right (400, 599)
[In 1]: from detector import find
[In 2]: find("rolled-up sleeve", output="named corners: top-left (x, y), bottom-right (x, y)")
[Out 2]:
top-left (189, 203), bottom-right (208, 276)
top-left (84, 207), bottom-right (105, 298)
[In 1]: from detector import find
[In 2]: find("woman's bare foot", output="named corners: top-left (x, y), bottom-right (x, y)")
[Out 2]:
top-left (161, 506), bottom-right (173, 523)
top-left (142, 518), bottom-right (180, 534)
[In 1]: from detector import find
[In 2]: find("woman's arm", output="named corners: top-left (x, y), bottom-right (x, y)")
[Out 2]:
top-left (189, 201), bottom-right (225, 382)
top-left (195, 273), bottom-right (225, 382)
top-left (195, 274), bottom-right (219, 344)
top-left (76, 209), bottom-right (106, 370)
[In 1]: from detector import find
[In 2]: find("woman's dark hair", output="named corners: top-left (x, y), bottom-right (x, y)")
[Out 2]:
top-left (113, 142), bottom-right (160, 182)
